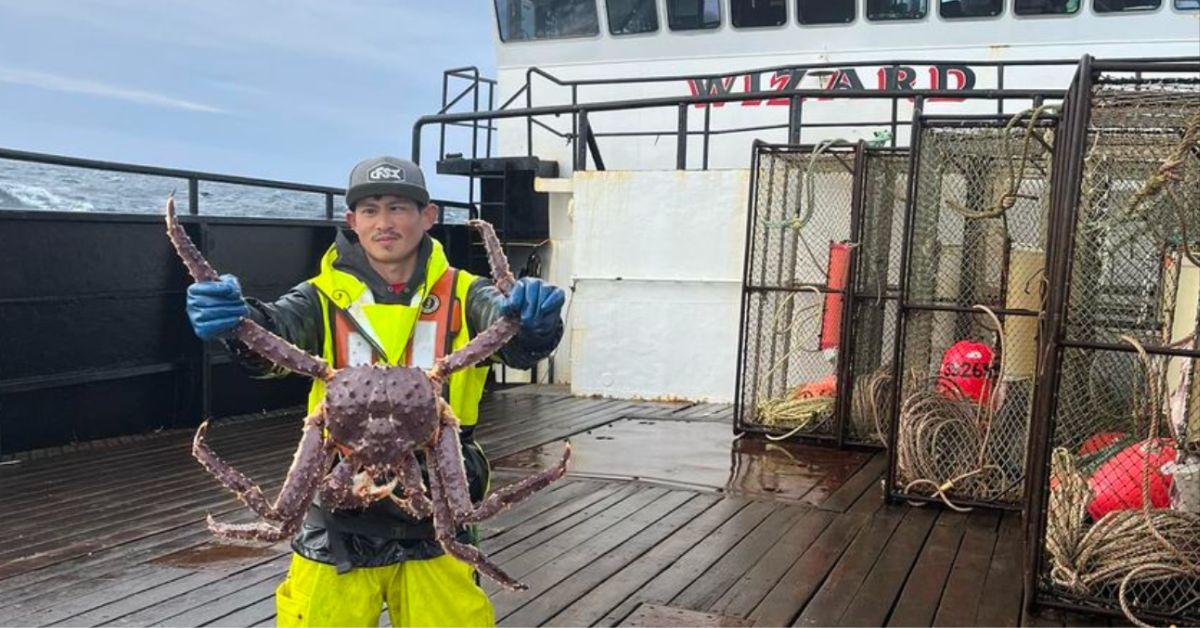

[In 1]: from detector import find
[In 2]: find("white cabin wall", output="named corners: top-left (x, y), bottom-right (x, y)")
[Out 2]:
top-left (489, 4), bottom-right (1198, 172)
top-left (536, 177), bottom-right (577, 385)
top-left (564, 169), bottom-right (750, 402)
top-left (495, 3), bottom-right (1198, 70)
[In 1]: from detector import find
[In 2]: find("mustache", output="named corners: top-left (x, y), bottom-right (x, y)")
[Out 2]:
top-left (372, 232), bottom-right (401, 241)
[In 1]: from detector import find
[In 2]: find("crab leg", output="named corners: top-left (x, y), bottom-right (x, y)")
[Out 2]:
top-left (434, 399), bottom-right (571, 524)
top-left (205, 514), bottom-right (304, 543)
top-left (165, 195), bottom-right (334, 382)
top-left (165, 194), bottom-right (219, 282)
top-left (429, 317), bottom-right (521, 381)
top-left (430, 219), bottom-right (526, 381)
top-left (194, 410), bottom-right (331, 539)
top-left (467, 219), bottom-right (516, 294)
top-left (388, 451), bottom-right (434, 520)
top-left (426, 443), bottom-right (528, 591)
top-left (232, 319), bottom-right (335, 381)
top-left (319, 455), bottom-right (364, 510)
top-left (430, 401), bottom-right (475, 521)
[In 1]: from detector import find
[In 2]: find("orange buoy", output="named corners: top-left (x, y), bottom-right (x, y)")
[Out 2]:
top-left (820, 242), bottom-right (851, 351)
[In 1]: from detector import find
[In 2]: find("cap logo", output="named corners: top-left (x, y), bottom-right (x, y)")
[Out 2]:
top-left (368, 165), bottom-right (406, 181)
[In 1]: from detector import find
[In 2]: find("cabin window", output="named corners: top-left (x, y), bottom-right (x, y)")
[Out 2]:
top-left (733, 0), bottom-right (788, 27)
top-left (867, 0), bottom-right (929, 19)
top-left (1177, 0), bottom-right (1199, 8)
top-left (1015, 0), bottom-right (1079, 13)
top-left (939, 0), bottom-right (1004, 18)
top-left (1094, 0), bottom-right (1159, 9)
top-left (494, 0), bottom-right (600, 41)
top-left (797, 0), bottom-right (855, 23)
top-left (667, 0), bottom-right (722, 29)
top-left (607, 0), bottom-right (659, 34)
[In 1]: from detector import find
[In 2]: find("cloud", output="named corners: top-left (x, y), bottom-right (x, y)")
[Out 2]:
top-left (0, 66), bottom-right (226, 114)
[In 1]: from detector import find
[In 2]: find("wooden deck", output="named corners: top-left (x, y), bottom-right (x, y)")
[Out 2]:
top-left (0, 386), bottom-right (1110, 627)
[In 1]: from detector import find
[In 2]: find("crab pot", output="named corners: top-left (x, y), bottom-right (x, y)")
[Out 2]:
top-left (884, 109), bottom-right (1058, 510)
top-left (735, 141), bottom-right (862, 443)
top-left (1024, 59), bottom-right (1200, 625)
top-left (844, 147), bottom-right (910, 447)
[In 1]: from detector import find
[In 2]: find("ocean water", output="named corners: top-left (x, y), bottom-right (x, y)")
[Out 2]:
top-left (0, 157), bottom-right (469, 222)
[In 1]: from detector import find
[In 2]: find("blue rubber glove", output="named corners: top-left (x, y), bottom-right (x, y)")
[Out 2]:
top-left (502, 278), bottom-right (565, 340)
top-left (186, 274), bottom-right (249, 341)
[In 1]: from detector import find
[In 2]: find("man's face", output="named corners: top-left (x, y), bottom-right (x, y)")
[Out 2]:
top-left (346, 195), bottom-right (437, 265)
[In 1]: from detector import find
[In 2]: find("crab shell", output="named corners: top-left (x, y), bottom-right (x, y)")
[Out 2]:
top-left (323, 365), bottom-right (440, 465)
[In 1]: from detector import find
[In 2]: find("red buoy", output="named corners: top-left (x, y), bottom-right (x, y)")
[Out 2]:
top-left (1087, 438), bottom-right (1176, 519)
top-left (936, 340), bottom-right (996, 404)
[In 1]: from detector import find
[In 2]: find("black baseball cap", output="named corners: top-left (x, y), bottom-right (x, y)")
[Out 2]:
top-left (346, 156), bottom-right (430, 208)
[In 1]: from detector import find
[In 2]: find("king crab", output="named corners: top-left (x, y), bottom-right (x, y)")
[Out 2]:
top-left (165, 196), bottom-right (571, 590)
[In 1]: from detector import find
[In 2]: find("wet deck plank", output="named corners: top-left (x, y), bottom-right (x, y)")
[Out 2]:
top-left (0, 387), bottom-right (1102, 627)
top-left (887, 510), bottom-right (970, 627)
top-left (933, 510), bottom-right (1003, 627)
top-left (500, 492), bottom-right (723, 627)
top-left (837, 506), bottom-right (939, 626)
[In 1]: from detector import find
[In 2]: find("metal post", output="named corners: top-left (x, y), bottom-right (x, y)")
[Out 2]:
top-left (440, 71), bottom-right (449, 161)
top-left (412, 122), bottom-right (423, 165)
top-left (788, 96), bottom-right (803, 144)
top-left (525, 71), bottom-right (534, 157)
top-left (884, 96), bottom-right (925, 501)
top-left (835, 142), bottom-right (868, 448)
top-left (576, 110), bottom-right (590, 172)
top-left (325, 193), bottom-right (334, 220)
top-left (486, 82), bottom-right (495, 158)
top-left (703, 104), bottom-right (711, 170)
top-left (1023, 55), bottom-right (1094, 616)
top-left (471, 68), bottom-right (480, 161)
top-left (997, 63), bottom-right (1006, 115)
top-left (676, 104), bottom-right (688, 170)
top-left (586, 123), bottom-right (606, 171)
top-left (188, 178), bottom-right (199, 215)
top-left (890, 64), bottom-right (900, 147)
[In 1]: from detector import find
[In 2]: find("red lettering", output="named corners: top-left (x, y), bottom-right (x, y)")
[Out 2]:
top-left (687, 76), bottom-right (737, 108)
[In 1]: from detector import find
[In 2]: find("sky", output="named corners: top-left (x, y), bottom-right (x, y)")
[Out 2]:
top-left (0, 1), bottom-right (497, 199)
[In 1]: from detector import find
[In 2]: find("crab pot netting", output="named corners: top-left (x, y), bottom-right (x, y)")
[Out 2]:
top-left (846, 149), bottom-right (909, 446)
top-left (1033, 74), bottom-right (1200, 624)
top-left (889, 115), bottom-right (1056, 508)
top-left (738, 145), bottom-right (856, 438)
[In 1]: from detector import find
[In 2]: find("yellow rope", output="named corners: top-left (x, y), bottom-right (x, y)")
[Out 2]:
top-left (758, 396), bottom-right (837, 440)
top-left (753, 286), bottom-right (837, 437)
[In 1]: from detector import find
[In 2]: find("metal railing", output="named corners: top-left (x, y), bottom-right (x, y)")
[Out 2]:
top-left (413, 85), bottom-right (1065, 171)
top-left (0, 147), bottom-right (474, 222)
top-left (0, 147), bottom-right (344, 219)
top-left (423, 56), bottom-right (1199, 174)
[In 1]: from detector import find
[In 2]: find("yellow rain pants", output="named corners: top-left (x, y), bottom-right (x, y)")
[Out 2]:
top-left (275, 553), bottom-right (495, 627)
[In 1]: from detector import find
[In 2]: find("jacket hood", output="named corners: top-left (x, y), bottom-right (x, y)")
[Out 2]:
top-left (313, 229), bottom-right (446, 306)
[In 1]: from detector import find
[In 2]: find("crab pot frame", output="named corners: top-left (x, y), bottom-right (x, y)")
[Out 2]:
top-left (734, 141), bottom-right (864, 444)
top-left (844, 146), bottom-right (910, 447)
top-left (1024, 58), bottom-right (1200, 625)
top-left (884, 106), bottom-right (1060, 510)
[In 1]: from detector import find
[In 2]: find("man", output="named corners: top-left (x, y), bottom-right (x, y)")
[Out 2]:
top-left (184, 156), bottom-right (565, 627)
